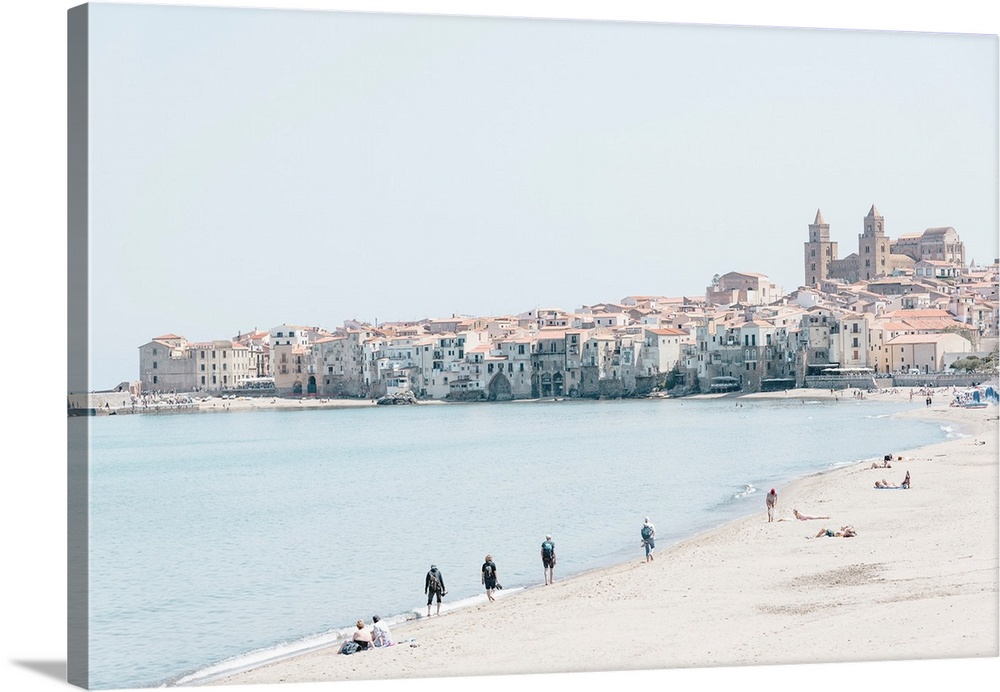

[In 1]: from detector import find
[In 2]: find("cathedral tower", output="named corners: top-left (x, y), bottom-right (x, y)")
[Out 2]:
top-left (858, 205), bottom-right (888, 281)
top-left (804, 209), bottom-right (837, 286)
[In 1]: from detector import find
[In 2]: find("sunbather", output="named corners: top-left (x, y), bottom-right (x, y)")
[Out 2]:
top-left (814, 525), bottom-right (856, 538)
top-left (793, 509), bottom-right (830, 520)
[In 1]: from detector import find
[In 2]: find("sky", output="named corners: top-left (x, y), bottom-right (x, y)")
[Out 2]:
top-left (74, 1), bottom-right (998, 390)
top-left (3, 3), bottom-right (1000, 692)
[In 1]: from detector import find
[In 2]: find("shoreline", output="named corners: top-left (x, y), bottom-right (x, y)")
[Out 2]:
top-left (203, 391), bottom-right (998, 687)
top-left (75, 384), bottom-right (935, 418)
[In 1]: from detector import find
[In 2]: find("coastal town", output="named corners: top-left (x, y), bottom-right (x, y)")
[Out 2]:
top-left (114, 206), bottom-right (997, 406)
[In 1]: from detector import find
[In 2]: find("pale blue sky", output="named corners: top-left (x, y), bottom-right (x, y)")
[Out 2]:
top-left (83, 3), bottom-right (998, 388)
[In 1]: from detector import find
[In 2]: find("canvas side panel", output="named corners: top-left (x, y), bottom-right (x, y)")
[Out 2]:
top-left (67, 3), bottom-right (90, 689)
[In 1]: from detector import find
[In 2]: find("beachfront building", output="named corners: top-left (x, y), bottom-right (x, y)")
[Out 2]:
top-left (270, 324), bottom-right (321, 395)
top-left (314, 333), bottom-right (367, 397)
top-left (233, 330), bottom-right (271, 380)
top-left (417, 332), bottom-right (470, 399)
top-left (484, 333), bottom-right (535, 400)
top-left (530, 329), bottom-right (581, 398)
top-left (832, 313), bottom-right (875, 371)
top-left (884, 332), bottom-right (973, 374)
top-left (641, 327), bottom-right (687, 377)
top-left (139, 335), bottom-right (257, 393)
top-left (138, 335), bottom-right (196, 393)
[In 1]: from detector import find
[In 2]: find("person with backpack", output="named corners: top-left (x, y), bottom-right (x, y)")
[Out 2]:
top-left (425, 564), bottom-right (446, 616)
top-left (481, 554), bottom-right (499, 602)
top-left (641, 517), bottom-right (656, 562)
top-left (540, 534), bottom-right (556, 585)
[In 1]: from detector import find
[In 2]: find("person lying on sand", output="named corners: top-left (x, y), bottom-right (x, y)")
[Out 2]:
top-left (813, 526), bottom-right (857, 538)
top-left (875, 471), bottom-right (911, 489)
top-left (793, 509), bottom-right (830, 520)
top-left (870, 460), bottom-right (891, 469)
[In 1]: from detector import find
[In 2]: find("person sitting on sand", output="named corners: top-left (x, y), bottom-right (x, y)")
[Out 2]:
top-left (793, 509), bottom-right (830, 521)
top-left (814, 526), bottom-right (856, 538)
top-left (371, 615), bottom-right (394, 648)
top-left (902, 470), bottom-right (911, 489)
top-left (352, 619), bottom-right (373, 650)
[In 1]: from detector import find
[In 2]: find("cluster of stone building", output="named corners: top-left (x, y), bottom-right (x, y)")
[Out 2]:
top-left (138, 206), bottom-right (999, 399)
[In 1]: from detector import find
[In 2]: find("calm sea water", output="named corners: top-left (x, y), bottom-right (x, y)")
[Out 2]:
top-left (72, 396), bottom-right (956, 689)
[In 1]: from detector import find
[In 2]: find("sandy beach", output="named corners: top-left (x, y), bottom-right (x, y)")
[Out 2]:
top-left (205, 388), bottom-right (998, 687)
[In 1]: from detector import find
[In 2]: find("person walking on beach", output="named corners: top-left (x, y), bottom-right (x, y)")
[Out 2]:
top-left (541, 534), bottom-right (556, 585)
top-left (641, 517), bottom-right (656, 562)
top-left (425, 564), bottom-right (446, 617)
top-left (482, 554), bottom-right (499, 602)
top-left (765, 488), bottom-right (778, 522)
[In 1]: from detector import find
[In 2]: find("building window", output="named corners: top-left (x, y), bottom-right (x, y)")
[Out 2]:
top-left (152, 361), bottom-right (158, 369)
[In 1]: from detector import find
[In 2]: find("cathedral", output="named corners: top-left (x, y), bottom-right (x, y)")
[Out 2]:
top-left (803, 205), bottom-right (965, 287)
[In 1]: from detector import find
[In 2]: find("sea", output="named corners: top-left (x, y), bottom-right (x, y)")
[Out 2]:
top-left (70, 395), bottom-right (961, 689)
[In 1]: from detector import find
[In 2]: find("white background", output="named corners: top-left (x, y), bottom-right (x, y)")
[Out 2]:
top-left (1, 2), bottom-right (997, 692)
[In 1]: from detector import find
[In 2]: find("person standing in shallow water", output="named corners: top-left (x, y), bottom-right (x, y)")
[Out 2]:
top-left (641, 517), bottom-right (656, 562)
top-left (765, 488), bottom-right (777, 522)
top-left (425, 564), bottom-right (445, 617)
top-left (541, 534), bottom-right (556, 585)
top-left (482, 554), bottom-right (498, 602)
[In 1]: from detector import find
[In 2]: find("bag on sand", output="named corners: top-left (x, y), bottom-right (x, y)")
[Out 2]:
top-left (340, 641), bottom-right (361, 655)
